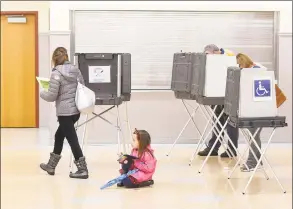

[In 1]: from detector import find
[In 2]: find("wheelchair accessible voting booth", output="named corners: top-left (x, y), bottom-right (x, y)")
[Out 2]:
top-left (70, 53), bottom-right (132, 171)
top-left (168, 52), bottom-right (248, 173)
top-left (224, 67), bottom-right (287, 194)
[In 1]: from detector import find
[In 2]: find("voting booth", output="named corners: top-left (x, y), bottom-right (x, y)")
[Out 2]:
top-left (169, 52), bottom-right (241, 171)
top-left (171, 52), bottom-right (198, 100)
top-left (224, 66), bottom-right (287, 194)
top-left (168, 53), bottom-right (202, 157)
top-left (171, 52), bottom-right (237, 104)
top-left (69, 53), bottom-right (133, 171)
top-left (76, 53), bottom-right (131, 105)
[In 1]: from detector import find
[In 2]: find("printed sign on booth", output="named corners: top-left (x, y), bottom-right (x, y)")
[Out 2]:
top-left (253, 78), bottom-right (272, 101)
top-left (88, 66), bottom-right (111, 83)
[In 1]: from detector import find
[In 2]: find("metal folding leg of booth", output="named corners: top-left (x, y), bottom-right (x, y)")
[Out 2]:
top-left (227, 128), bottom-right (268, 180)
top-left (192, 108), bottom-right (249, 174)
top-left (166, 101), bottom-right (231, 159)
top-left (166, 100), bottom-right (203, 157)
top-left (69, 102), bottom-right (132, 172)
top-left (189, 105), bottom-right (235, 164)
top-left (227, 126), bottom-right (286, 194)
top-left (166, 100), bottom-right (240, 169)
top-left (94, 103), bottom-right (133, 152)
top-left (187, 104), bottom-right (217, 163)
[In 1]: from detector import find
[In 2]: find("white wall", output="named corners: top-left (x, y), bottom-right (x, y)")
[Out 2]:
top-left (49, 1), bottom-right (292, 33)
top-left (1, 1), bottom-right (50, 33)
top-left (45, 1), bottom-right (293, 144)
top-left (3, 1), bottom-right (291, 143)
top-left (1, 1), bottom-right (292, 143)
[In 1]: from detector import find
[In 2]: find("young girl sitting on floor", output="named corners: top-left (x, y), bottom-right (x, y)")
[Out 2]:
top-left (117, 129), bottom-right (157, 188)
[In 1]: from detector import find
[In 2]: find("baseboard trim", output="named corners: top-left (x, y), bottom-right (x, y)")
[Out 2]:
top-left (49, 30), bottom-right (71, 35)
top-left (39, 32), bottom-right (50, 36)
top-left (84, 138), bottom-right (291, 144)
top-left (49, 142), bottom-right (292, 146)
top-left (279, 32), bottom-right (292, 37)
top-left (47, 135), bottom-right (292, 144)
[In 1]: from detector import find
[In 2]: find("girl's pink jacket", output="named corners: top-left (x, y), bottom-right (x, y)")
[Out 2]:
top-left (130, 146), bottom-right (157, 183)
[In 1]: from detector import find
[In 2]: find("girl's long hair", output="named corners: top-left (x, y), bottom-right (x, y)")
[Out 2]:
top-left (133, 129), bottom-right (153, 158)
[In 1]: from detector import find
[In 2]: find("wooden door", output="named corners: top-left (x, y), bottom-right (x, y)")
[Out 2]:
top-left (1, 13), bottom-right (38, 127)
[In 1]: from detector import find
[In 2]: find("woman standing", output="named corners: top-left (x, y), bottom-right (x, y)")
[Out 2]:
top-left (198, 44), bottom-right (239, 158)
top-left (39, 47), bottom-right (89, 179)
top-left (236, 53), bottom-right (265, 172)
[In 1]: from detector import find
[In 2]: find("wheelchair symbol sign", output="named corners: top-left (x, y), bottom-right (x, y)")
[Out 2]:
top-left (253, 79), bottom-right (272, 101)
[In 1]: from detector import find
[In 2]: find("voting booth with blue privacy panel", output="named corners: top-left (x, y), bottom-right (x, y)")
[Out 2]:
top-left (224, 67), bottom-right (286, 127)
top-left (224, 66), bottom-right (287, 194)
top-left (169, 52), bottom-right (241, 171)
top-left (69, 53), bottom-right (133, 173)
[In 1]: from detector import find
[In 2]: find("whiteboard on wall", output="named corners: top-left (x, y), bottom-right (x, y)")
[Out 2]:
top-left (72, 11), bottom-right (276, 90)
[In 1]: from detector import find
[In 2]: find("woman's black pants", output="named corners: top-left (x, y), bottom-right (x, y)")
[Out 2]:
top-left (53, 114), bottom-right (83, 160)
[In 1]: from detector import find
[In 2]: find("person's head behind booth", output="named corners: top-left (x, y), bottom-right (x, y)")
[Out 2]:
top-left (236, 52), bottom-right (286, 108)
top-left (204, 44), bottom-right (234, 56)
top-left (204, 44), bottom-right (221, 54)
top-left (236, 53), bottom-right (259, 68)
top-left (236, 52), bottom-right (269, 69)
